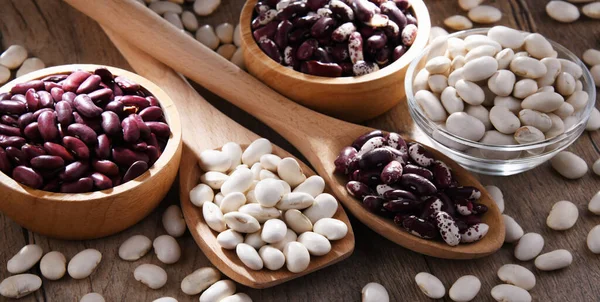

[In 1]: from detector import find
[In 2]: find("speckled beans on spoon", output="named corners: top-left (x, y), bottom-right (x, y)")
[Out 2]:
top-left (67, 0), bottom-right (504, 259)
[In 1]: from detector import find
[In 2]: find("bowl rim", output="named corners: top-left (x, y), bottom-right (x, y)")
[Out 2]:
top-left (0, 64), bottom-right (182, 202)
top-left (239, 0), bottom-right (431, 84)
top-left (404, 27), bottom-right (597, 151)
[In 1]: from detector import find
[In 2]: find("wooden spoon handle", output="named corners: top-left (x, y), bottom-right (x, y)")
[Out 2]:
top-left (64, 0), bottom-right (354, 150)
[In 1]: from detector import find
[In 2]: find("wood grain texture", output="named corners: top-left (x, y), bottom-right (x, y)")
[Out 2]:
top-left (0, 0), bottom-right (599, 301)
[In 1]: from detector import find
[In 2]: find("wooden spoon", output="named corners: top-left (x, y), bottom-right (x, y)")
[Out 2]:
top-left (67, 0), bottom-right (504, 259)
top-left (103, 29), bottom-right (355, 289)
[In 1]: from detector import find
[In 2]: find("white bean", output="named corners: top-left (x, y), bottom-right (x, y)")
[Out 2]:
top-left (298, 232), bottom-right (331, 256)
top-left (546, 200), bottom-right (579, 230)
top-left (221, 167), bottom-right (254, 195)
top-left (217, 44), bottom-right (237, 60)
top-left (487, 70), bottom-right (515, 97)
top-left (236, 243), bottom-right (264, 270)
top-left (7, 244), bottom-right (43, 274)
top-left (0, 45), bottom-right (27, 69)
top-left (270, 228), bottom-right (297, 250)
top-left (193, 0), bottom-right (220, 16)
top-left (426, 56), bottom-right (451, 74)
top-left (221, 293), bottom-right (253, 302)
top-left (491, 284), bottom-right (532, 302)
top-left (553, 102), bottom-right (575, 119)
top-left (284, 209), bottom-right (313, 234)
top-left (164, 12), bottom-right (183, 29)
top-left (490, 106), bottom-right (521, 134)
top-left (448, 37), bottom-right (467, 59)
top-left (583, 49), bottom-right (600, 66)
top-left (254, 178), bottom-right (285, 207)
top-left (238, 203), bottom-right (281, 223)
top-left (551, 151), bottom-right (588, 179)
top-left (480, 130), bottom-right (520, 159)
top-left (587, 107), bottom-right (600, 131)
top-left (222, 142), bottom-right (243, 170)
top-left (119, 235), bottom-right (152, 261)
top-left (537, 58), bottom-right (562, 87)
top-left (224, 212), bottom-right (261, 233)
top-left (467, 5), bottom-right (502, 24)
top-left (181, 11), bottom-right (198, 31)
top-left (513, 79), bottom-right (538, 99)
top-left (589, 191), bottom-right (600, 214)
top-left (487, 26), bottom-right (525, 49)
top-left (277, 157), bottom-right (306, 187)
top-left (217, 229), bottom-right (243, 249)
top-left (292, 175), bottom-right (325, 197)
top-left (162, 205), bottom-right (186, 237)
top-left (444, 15), bottom-right (473, 30)
top-left (203, 201), bottom-right (227, 232)
top-left (242, 138), bottom-right (272, 166)
top-left (524, 33), bottom-right (554, 59)
top-left (497, 264), bottom-right (536, 290)
top-left (153, 235), bottom-right (181, 264)
top-left (566, 91), bottom-right (589, 111)
top-left (220, 192), bottom-right (247, 213)
top-left (361, 282), bottom-right (389, 302)
top-left (0, 65), bottom-right (9, 85)
top-left (446, 112), bottom-right (486, 141)
top-left (485, 186), bottom-right (504, 214)
top-left (200, 171), bottom-right (229, 189)
top-left (545, 113), bottom-right (566, 139)
top-left (510, 56), bottom-right (547, 79)
top-left (68, 249), bottom-right (102, 279)
top-left (583, 2), bottom-right (600, 18)
top-left (261, 219), bottom-right (287, 243)
top-left (458, 0), bottom-right (484, 11)
top-left (464, 34), bottom-right (501, 52)
top-left (503, 214), bottom-right (524, 243)
top-left (233, 24), bottom-right (242, 47)
top-left (16, 57), bottom-right (45, 77)
top-left (0, 274), bottom-right (41, 299)
top-left (153, 298), bottom-right (177, 302)
top-left (40, 251), bottom-right (67, 280)
top-left (521, 91), bottom-right (564, 112)
top-left (277, 192), bottom-right (314, 210)
top-left (216, 23), bottom-right (234, 44)
top-left (259, 154), bottom-right (281, 172)
top-left (465, 105), bottom-right (492, 130)
top-left (302, 193), bottom-right (338, 223)
top-left (259, 245), bottom-right (285, 270)
top-left (415, 90), bottom-right (447, 122)
top-left (181, 267), bottom-right (220, 295)
top-left (494, 96), bottom-right (521, 114)
top-left (556, 72), bottom-right (576, 96)
top-left (80, 293), bottom-right (105, 302)
top-left (514, 232), bottom-right (544, 261)
top-left (449, 275), bottom-right (481, 302)
top-left (149, 1), bottom-right (182, 14)
top-left (546, 1), bottom-right (580, 22)
top-left (428, 35), bottom-right (448, 58)
top-left (429, 27), bottom-right (449, 44)
top-left (134, 264), bottom-right (167, 289)
top-left (428, 74), bottom-right (448, 94)
top-left (313, 218), bottom-right (348, 240)
top-left (559, 58), bottom-right (583, 79)
top-left (413, 68), bottom-right (430, 92)
top-left (200, 280), bottom-right (236, 302)
top-left (535, 249), bottom-right (573, 271)
top-left (587, 225), bottom-right (600, 253)
top-left (451, 55), bottom-right (466, 71)
top-left (441, 87), bottom-right (465, 114)
top-left (190, 183), bottom-right (214, 207)
top-left (415, 272), bottom-right (445, 299)
top-left (284, 242), bottom-right (310, 273)
top-left (462, 56), bottom-right (498, 82)
top-left (495, 48), bottom-right (514, 69)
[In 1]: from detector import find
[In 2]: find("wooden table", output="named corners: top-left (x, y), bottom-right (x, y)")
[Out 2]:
top-left (1, 0), bottom-right (599, 301)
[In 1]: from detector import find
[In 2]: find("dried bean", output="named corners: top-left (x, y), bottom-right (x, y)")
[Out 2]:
top-left (400, 173), bottom-right (437, 195)
top-left (402, 215), bottom-right (437, 238)
top-left (61, 177), bottom-right (93, 193)
top-left (11, 80), bottom-right (44, 95)
top-left (146, 122), bottom-right (170, 137)
top-left (67, 124), bottom-right (97, 146)
top-left (73, 94), bottom-right (102, 118)
top-left (0, 135), bottom-right (26, 148)
top-left (0, 100), bottom-right (27, 115)
top-left (123, 161), bottom-right (149, 182)
top-left (76, 75), bottom-right (101, 94)
top-left (12, 166), bottom-right (43, 189)
top-left (43, 142), bottom-right (75, 162)
top-left (62, 71), bottom-right (92, 92)
top-left (37, 111), bottom-right (59, 141)
top-left (31, 155), bottom-right (65, 170)
top-left (62, 136), bottom-right (89, 159)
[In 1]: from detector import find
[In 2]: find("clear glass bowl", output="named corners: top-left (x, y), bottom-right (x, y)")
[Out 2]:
top-left (405, 28), bottom-right (596, 176)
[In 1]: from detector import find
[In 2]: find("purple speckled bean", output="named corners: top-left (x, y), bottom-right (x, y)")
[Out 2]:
top-left (62, 71), bottom-right (92, 92)
top-left (91, 172), bottom-right (113, 190)
top-left (435, 211), bottom-right (461, 246)
top-left (311, 17), bottom-right (335, 38)
top-left (380, 160), bottom-right (403, 184)
top-left (63, 136), bottom-right (89, 159)
top-left (384, 198), bottom-right (420, 212)
top-left (359, 147), bottom-right (394, 169)
top-left (408, 143), bottom-right (434, 167)
top-left (274, 20), bottom-right (293, 49)
top-left (334, 146), bottom-right (358, 174)
top-left (445, 186), bottom-right (482, 200)
top-left (402, 164), bottom-right (433, 180)
top-left (345, 180), bottom-right (371, 199)
top-left (307, 0), bottom-right (328, 10)
top-left (76, 74), bottom-right (102, 94)
top-left (258, 38), bottom-right (282, 63)
top-left (92, 159), bottom-right (119, 176)
top-left (353, 60), bottom-right (380, 76)
top-left (277, 2), bottom-right (307, 20)
top-left (95, 134), bottom-right (111, 159)
top-left (332, 22), bottom-right (357, 42)
top-left (431, 160), bottom-right (452, 189)
top-left (393, 45), bottom-right (406, 61)
top-left (454, 198), bottom-right (473, 216)
top-left (11, 80), bottom-right (44, 95)
top-left (254, 1), bottom-right (270, 14)
top-left (362, 195), bottom-right (386, 214)
top-left (74, 94), bottom-right (103, 118)
top-left (330, 0), bottom-right (354, 22)
top-left (297, 39), bottom-right (318, 60)
top-left (367, 32), bottom-right (387, 50)
top-left (314, 48), bottom-right (333, 63)
top-left (253, 21), bottom-right (279, 42)
top-left (375, 47), bottom-right (391, 65)
top-left (353, 130), bottom-right (383, 150)
top-left (252, 9), bottom-right (277, 29)
top-left (348, 32), bottom-right (364, 64)
top-left (294, 15), bottom-right (320, 29)
top-left (419, 196), bottom-right (444, 221)
top-left (402, 215), bottom-right (437, 239)
top-left (12, 166), bottom-right (43, 189)
top-left (472, 203), bottom-right (488, 215)
top-left (60, 177), bottom-right (93, 193)
top-left (123, 160), bottom-right (149, 183)
top-left (401, 24), bottom-right (417, 46)
top-left (380, 1), bottom-right (407, 27)
top-left (384, 132), bottom-right (407, 153)
top-left (400, 173), bottom-right (437, 195)
top-left (383, 189), bottom-right (417, 200)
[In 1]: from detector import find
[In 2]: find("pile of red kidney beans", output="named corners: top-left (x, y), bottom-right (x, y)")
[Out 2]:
top-left (335, 130), bottom-right (490, 246)
top-left (0, 68), bottom-right (170, 193)
top-left (251, 0), bottom-right (419, 77)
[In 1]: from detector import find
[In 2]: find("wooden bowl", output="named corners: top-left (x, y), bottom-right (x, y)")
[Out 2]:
top-left (0, 64), bottom-right (182, 240)
top-left (240, 0), bottom-right (431, 122)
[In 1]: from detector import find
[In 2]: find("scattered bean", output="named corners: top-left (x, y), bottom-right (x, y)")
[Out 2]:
top-left (449, 275), bottom-right (481, 302)
top-left (118, 235), bottom-right (152, 261)
top-left (0, 274), bottom-right (41, 299)
top-left (551, 151), bottom-right (588, 179)
top-left (546, 1), bottom-right (580, 22)
top-left (67, 249), bottom-right (102, 279)
top-left (534, 249), bottom-right (573, 271)
top-left (491, 284), bottom-right (532, 302)
top-left (497, 264), bottom-right (536, 290)
top-left (546, 200), bottom-right (579, 230)
top-left (134, 264), bottom-right (167, 289)
top-left (503, 214), bottom-right (524, 243)
top-left (514, 232), bottom-right (544, 261)
top-left (361, 282), bottom-right (389, 302)
top-left (414, 272), bottom-right (445, 299)
top-left (153, 235), bottom-right (181, 264)
top-left (181, 267), bottom-right (220, 295)
top-left (7, 244), bottom-right (43, 274)
top-left (40, 251), bottom-right (67, 280)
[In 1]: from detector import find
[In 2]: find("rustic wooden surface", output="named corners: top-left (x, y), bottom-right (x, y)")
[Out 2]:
top-left (0, 0), bottom-right (599, 301)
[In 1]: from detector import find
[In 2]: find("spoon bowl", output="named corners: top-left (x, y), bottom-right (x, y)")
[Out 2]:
top-left (70, 0), bottom-right (504, 260)
top-left (107, 30), bottom-right (355, 288)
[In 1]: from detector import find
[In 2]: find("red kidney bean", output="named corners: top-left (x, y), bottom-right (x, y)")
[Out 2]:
top-left (55, 101), bottom-right (74, 126)
top-left (38, 91), bottom-right (54, 109)
top-left (63, 136), bottom-right (89, 159)
top-left (95, 134), bottom-right (111, 159)
top-left (121, 116), bottom-right (140, 143)
top-left (90, 172), bottom-right (113, 190)
top-left (112, 147), bottom-right (149, 167)
top-left (104, 100), bottom-right (124, 115)
top-left (129, 114), bottom-right (149, 138)
top-left (12, 165), bottom-right (43, 189)
top-left (73, 94), bottom-right (102, 118)
top-left (42, 74), bottom-right (68, 82)
top-left (50, 87), bottom-right (65, 103)
top-left (303, 61), bottom-right (343, 77)
top-left (359, 147), bottom-right (393, 169)
top-left (43, 81), bottom-right (61, 92)
top-left (123, 160), bottom-right (149, 183)
top-left (43, 142), bottom-right (75, 162)
top-left (6, 146), bottom-right (27, 165)
top-left (0, 93), bottom-right (11, 101)
top-left (22, 144), bottom-right (46, 161)
top-left (0, 100), bottom-right (27, 115)
top-left (17, 113), bottom-right (34, 130)
top-left (67, 123), bottom-right (97, 146)
top-left (30, 155), bottom-right (65, 170)
top-left (1, 115), bottom-right (18, 126)
top-left (76, 75), bottom-right (101, 94)
top-left (345, 180), bottom-right (371, 199)
top-left (402, 215), bottom-right (437, 239)
top-left (274, 20), bottom-right (293, 49)
top-left (0, 147), bottom-right (12, 173)
top-left (61, 91), bottom-right (77, 107)
top-left (100, 111), bottom-right (121, 136)
top-left (121, 95), bottom-right (150, 109)
top-left (91, 159), bottom-right (119, 176)
top-left (0, 135), bottom-right (26, 148)
top-left (146, 96), bottom-right (159, 107)
top-left (381, 160), bottom-right (403, 184)
top-left (94, 67), bottom-right (113, 83)
top-left (258, 38), bottom-right (282, 63)
top-left (130, 141), bottom-right (148, 152)
top-left (400, 173), bottom-right (437, 195)
top-left (146, 133), bottom-right (160, 149)
top-left (0, 123), bottom-right (21, 137)
top-left (138, 106), bottom-right (163, 122)
top-left (10, 80), bottom-right (44, 95)
top-left (60, 177), bottom-right (93, 193)
top-left (62, 71), bottom-right (92, 92)
top-left (59, 161), bottom-right (89, 181)
top-left (145, 121), bottom-right (170, 137)
top-left (147, 145), bottom-right (160, 166)
top-left (88, 88), bottom-right (113, 102)
top-left (25, 89), bottom-right (40, 112)
top-left (37, 111), bottom-right (59, 142)
top-left (446, 186), bottom-right (482, 200)
top-left (32, 108), bottom-right (53, 121)
top-left (11, 94), bottom-right (26, 104)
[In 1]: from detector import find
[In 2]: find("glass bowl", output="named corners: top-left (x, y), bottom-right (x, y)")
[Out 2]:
top-left (405, 28), bottom-right (596, 176)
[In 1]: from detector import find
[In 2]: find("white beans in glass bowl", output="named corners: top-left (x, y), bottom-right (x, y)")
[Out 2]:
top-left (405, 27), bottom-right (596, 175)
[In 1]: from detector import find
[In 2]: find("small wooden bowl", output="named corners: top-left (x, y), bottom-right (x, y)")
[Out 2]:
top-left (240, 0), bottom-right (431, 122)
top-left (0, 64), bottom-right (182, 240)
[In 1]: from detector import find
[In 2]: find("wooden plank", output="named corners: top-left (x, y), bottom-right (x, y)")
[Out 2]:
top-left (0, 0), bottom-right (599, 301)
